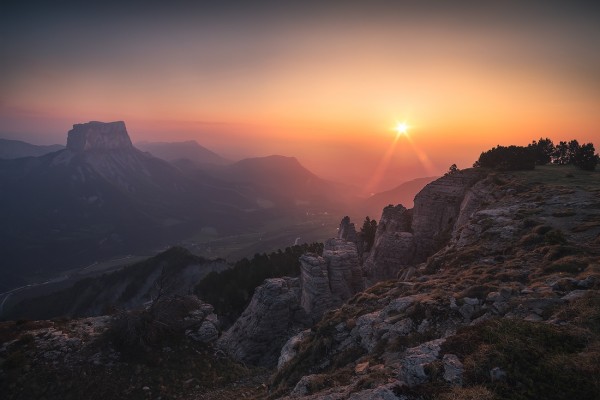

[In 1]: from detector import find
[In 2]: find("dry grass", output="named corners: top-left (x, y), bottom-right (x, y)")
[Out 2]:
top-left (437, 386), bottom-right (496, 400)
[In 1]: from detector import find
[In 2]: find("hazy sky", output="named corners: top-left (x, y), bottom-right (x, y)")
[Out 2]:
top-left (2, 1), bottom-right (599, 190)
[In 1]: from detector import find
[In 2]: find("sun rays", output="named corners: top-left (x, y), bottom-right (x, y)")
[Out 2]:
top-left (363, 122), bottom-right (437, 195)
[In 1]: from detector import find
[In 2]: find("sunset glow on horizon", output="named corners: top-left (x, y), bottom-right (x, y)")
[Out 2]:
top-left (1, 1), bottom-right (599, 191)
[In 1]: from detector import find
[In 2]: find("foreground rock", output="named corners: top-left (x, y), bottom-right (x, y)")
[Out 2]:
top-left (271, 167), bottom-right (600, 399)
top-left (221, 238), bottom-right (364, 367)
top-left (363, 169), bottom-right (485, 282)
top-left (218, 277), bottom-right (310, 367)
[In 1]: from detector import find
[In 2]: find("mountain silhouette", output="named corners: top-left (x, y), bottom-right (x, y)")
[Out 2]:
top-left (0, 138), bottom-right (64, 159)
top-left (136, 140), bottom-right (229, 167)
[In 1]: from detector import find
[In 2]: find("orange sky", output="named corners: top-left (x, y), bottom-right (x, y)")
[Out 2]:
top-left (1, 2), bottom-right (599, 191)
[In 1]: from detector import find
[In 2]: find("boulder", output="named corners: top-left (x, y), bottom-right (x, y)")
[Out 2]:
top-left (218, 277), bottom-right (310, 367)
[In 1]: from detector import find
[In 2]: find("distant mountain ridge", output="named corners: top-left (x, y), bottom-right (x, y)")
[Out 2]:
top-left (0, 121), bottom-right (351, 291)
top-left (0, 122), bottom-right (258, 289)
top-left (136, 140), bottom-right (229, 166)
top-left (361, 176), bottom-right (438, 217)
top-left (0, 138), bottom-right (64, 159)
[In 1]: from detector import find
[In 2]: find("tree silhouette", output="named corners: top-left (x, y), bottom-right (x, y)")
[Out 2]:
top-left (361, 216), bottom-right (378, 251)
top-left (573, 143), bottom-right (599, 171)
top-left (529, 137), bottom-right (554, 165)
top-left (475, 145), bottom-right (535, 170)
top-left (445, 164), bottom-right (460, 175)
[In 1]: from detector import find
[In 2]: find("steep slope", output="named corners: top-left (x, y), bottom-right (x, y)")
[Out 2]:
top-left (270, 166), bottom-right (600, 399)
top-left (0, 138), bottom-right (64, 159)
top-left (0, 121), bottom-right (258, 289)
top-left (1, 166), bottom-right (599, 400)
top-left (3, 247), bottom-right (229, 320)
top-left (211, 155), bottom-right (355, 211)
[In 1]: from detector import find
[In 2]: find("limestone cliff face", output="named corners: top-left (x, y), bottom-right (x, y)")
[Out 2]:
top-left (218, 277), bottom-right (310, 368)
top-left (364, 169), bottom-right (485, 281)
top-left (300, 238), bottom-right (363, 323)
top-left (363, 205), bottom-right (415, 282)
top-left (221, 238), bottom-right (364, 367)
top-left (272, 168), bottom-right (600, 400)
top-left (66, 121), bottom-right (133, 152)
top-left (411, 169), bottom-right (485, 259)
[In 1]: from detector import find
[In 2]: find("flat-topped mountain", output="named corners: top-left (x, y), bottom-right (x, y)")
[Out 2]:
top-left (0, 122), bottom-right (348, 292)
top-left (0, 122), bottom-right (259, 289)
top-left (66, 121), bottom-right (133, 152)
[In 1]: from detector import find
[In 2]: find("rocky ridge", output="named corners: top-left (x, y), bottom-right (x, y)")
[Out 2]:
top-left (2, 166), bottom-right (599, 400)
top-left (270, 167), bottom-right (600, 399)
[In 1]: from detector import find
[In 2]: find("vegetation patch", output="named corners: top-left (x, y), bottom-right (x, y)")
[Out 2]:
top-left (551, 209), bottom-right (577, 217)
top-left (440, 298), bottom-right (600, 400)
top-left (195, 242), bottom-right (323, 327)
top-left (544, 256), bottom-right (588, 274)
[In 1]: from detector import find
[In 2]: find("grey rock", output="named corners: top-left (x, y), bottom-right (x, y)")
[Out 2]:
top-left (363, 205), bottom-right (415, 282)
top-left (347, 384), bottom-right (403, 400)
top-left (396, 339), bottom-right (445, 387)
top-left (218, 277), bottom-right (310, 368)
top-left (459, 303), bottom-right (475, 321)
top-left (562, 290), bottom-right (589, 301)
top-left (300, 238), bottom-right (363, 322)
top-left (187, 320), bottom-right (218, 343)
top-left (490, 366), bottom-right (507, 382)
top-left (278, 330), bottom-right (312, 370)
top-left (67, 121), bottom-right (133, 152)
top-left (364, 170), bottom-right (485, 283)
top-left (291, 374), bottom-right (323, 397)
top-left (442, 354), bottom-right (463, 385)
top-left (463, 297), bottom-right (479, 306)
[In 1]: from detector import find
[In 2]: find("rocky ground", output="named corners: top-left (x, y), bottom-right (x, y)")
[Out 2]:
top-left (1, 165), bottom-right (599, 399)
top-left (269, 166), bottom-right (600, 399)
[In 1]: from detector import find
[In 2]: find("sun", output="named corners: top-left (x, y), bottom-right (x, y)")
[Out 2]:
top-left (394, 121), bottom-right (409, 136)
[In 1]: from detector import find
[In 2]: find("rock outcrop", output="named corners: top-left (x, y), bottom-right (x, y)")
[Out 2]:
top-left (363, 169), bottom-right (485, 281)
top-left (270, 167), bottom-right (600, 400)
top-left (411, 169), bottom-right (485, 258)
top-left (66, 121), bottom-right (133, 152)
top-left (363, 205), bottom-right (415, 282)
top-left (222, 238), bottom-right (364, 367)
top-left (218, 277), bottom-right (310, 367)
top-left (300, 238), bottom-right (363, 322)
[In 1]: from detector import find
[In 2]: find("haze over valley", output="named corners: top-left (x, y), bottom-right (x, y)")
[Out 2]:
top-left (1, 2), bottom-right (599, 400)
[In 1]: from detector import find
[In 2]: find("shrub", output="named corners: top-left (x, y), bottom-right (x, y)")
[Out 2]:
top-left (545, 256), bottom-right (588, 274)
top-left (475, 145), bottom-right (535, 171)
top-left (544, 229), bottom-right (567, 245)
top-left (442, 318), bottom-right (597, 400)
top-left (106, 295), bottom-right (205, 358)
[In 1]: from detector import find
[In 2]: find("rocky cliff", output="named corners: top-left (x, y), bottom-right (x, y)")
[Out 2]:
top-left (66, 121), bottom-right (133, 152)
top-left (219, 238), bottom-right (364, 367)
top-left (363, 169), bottom-right (485, 282)
top-left (217, 277), bottom-right (310, 368)
top-left (300, 238), bottom-right (363, 322)
top-left (3, 166), bottom-right (599, 400)
top-left (220, 170), bottom-right (488, 369)
top-left (270, 167), bottom-right (600, 399)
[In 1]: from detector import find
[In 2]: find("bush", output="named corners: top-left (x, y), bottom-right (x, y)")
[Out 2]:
top-left (106, 295), bottom-right (205, 357)
top-left (475, 145), bottom-right (535, 171)
top-left (442, 318), bottom-right (598, 400)
top-left (573, 142), bottom-right (599, 171)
